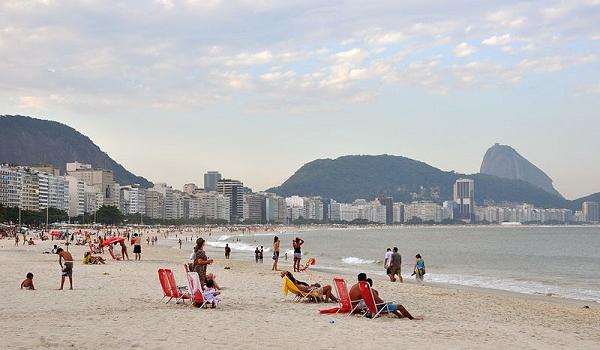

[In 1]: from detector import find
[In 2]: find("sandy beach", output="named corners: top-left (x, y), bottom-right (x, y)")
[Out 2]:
top-left (1, 235), bottom-right (599, 350)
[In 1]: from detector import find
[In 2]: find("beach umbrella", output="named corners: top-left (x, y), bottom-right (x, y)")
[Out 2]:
top-left (101, 236), bottom-right (125, 247)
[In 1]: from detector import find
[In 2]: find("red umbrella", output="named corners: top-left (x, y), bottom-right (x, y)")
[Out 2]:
top-left (101, 236), bottom-right (125, 247)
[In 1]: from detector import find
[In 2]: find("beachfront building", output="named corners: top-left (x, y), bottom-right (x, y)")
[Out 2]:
top-left (37, 171), bottom-right (68, 211)
top-left (119, 184), bottom-right (146, 215)
top-left (392, 202), bottom-right (404, 223)
top-left (339, 203), bottom-right (359, 222)
top-left (204, 171), bottom-right (222, 191)
top-left (329, 200), bottom-right (341, 221)
top-left (378, 197), bottom-right (394, 224)
top-left (182, 194), bottom-right (202, 219)
top-left (84, 183), bottom-right (102, 214)
top-left (183, 183), bottom-right (198, 195)
top-left (217, 179), bottom-right (244, 223)
top-left (0, 165), bottom-right (22, 209)
top-left (454, 178), bottom-right (475, 222)
top-left (19, 167), bottom-right (40, 211)
top-left (66, 162), bottom-right (118, 207)
top-left (263, 193), bottom-right (287, 224)
top-left (582, 201), bottom-right (599, 223)
top-left (66, 176), bottom-right (85, 217)
top-left (198, 191), bottom-right (230, 222)
top-left (243, 193), bottom-right (264, 223)
top-left (404, 201), bottom-right (444, 223)
top-left (145, 189), bottom-right (165, 220)
top-left (302, 196), bottom-right (324, 221)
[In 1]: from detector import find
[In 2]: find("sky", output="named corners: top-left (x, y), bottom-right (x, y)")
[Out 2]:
top-left (1, 0), bottom-right (599, 199)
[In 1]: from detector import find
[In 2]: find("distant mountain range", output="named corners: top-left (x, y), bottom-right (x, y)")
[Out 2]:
top-left (1, 115), bottom-right (597, 210)
top-left (0, 115), bottom-right (151, 187)
top-left (480, 143), bottom-right (563, 198)
top-left (269, 154), bottom-right (597, 211)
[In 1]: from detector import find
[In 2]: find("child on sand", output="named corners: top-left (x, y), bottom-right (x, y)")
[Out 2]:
top-left (203, 279), bottom-right (221, 308)
top-left (56, 248), bottom-right (74, 290)
top-left (20, 272), bottom-right (35, 290)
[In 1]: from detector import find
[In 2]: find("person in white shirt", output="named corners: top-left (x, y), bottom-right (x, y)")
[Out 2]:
top-left (384, 248), bottom-right (393, 275)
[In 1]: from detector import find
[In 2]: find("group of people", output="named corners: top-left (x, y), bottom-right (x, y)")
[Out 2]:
top-left (384, 247), bottom-right (426, 285)
top-left (189, 237), bottom-right (222, 308)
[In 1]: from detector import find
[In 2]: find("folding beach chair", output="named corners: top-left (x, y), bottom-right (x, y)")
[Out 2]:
top-left (297, 257), bottom-right (316, 272)
top-left (282, 276), bottom-right (320, 303)
top-left (158, 269), bottom-right (174, 303)
top-left (358, 281), bottom-right (393, 320)
top-left (164, 269), bottom-right (191, 304)
top-left (319, 278), bottom-right (362, 315)
top-left (186, 272), bottom-right (208, 308)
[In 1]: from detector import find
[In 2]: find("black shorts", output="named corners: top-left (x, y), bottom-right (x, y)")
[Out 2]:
top-left (386, 267), bottom-right (391, 275)
top-left (133, 245), bottom-right (141, 254)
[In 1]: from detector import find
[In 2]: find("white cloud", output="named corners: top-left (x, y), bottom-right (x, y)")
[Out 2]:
top-left (365, 31), bottom-right (405, 45)
top-left (453, 42), bottom-right (477, 57)
top-left (482, 34), bottom-right (512, 46)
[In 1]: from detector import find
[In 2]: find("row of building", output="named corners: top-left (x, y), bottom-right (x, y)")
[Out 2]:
top-left (2, 165), bottom-right (599, 224)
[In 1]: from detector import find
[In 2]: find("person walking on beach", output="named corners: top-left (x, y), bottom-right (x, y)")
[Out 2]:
top-left (384, 248), bottom-right (392, 275)
top-left (178, 238), bottom-right (182, 249)
top-left (132, 233), bottom-right (142, 260)
top-left (413, 254), bottom-right (425, 285)
top-left (15, 235), bottom-right (19, 246)
top-left (259, 246), bottom-right (264, 263)
top-left (272, 236), bottom-right (280, 271)
top-left (224, 244), bottom-right (231, 259)
top-left (254, 247), bottom-right (259, 263)
top-left (292, 237), bottom-right (304, 272)
top-left (56, 248), bottom-right (74, 290)
top-left (388, 247), bottom-right (403, 283)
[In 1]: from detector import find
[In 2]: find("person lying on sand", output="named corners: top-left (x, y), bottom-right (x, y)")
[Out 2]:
top-left (20, 272), bottom-right (35, 290)
top-left (348, 273), bottom-right (423, 320)
top-left (83, 251), bottom-right (106, 265)
top-left (280, 271), bottom-right (338, 303)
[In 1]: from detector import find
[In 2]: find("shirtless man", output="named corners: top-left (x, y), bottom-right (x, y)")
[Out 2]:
top-left (56, 248), bottom-right (74, 290)
top-left (348, 273), bottom-right (422, 320)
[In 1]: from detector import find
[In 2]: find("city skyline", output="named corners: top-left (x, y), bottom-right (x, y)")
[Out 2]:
top-left (1, 1), bottom-right (599, 198)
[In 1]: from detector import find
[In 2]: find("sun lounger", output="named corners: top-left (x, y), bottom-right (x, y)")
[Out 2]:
top-left (282, 276), bottom-right (320, 302)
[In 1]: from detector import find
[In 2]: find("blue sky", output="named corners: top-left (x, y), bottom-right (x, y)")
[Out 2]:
top-left (1, 0), bottom-right (599, 199)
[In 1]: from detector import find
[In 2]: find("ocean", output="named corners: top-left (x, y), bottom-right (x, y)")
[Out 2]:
top-left (200, 226), bottom-right (600, 303)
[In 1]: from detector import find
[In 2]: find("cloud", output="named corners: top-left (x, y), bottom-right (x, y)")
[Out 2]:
top-left (453, 42), bottom-right (477, 57)
top-left (482, 34), bottom-right (512, 46)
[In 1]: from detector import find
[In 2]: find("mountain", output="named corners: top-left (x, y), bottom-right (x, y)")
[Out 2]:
top-left (570, 192), bottom-right (600, 211)
top-left (0, 115), bottom-right (152, 187)
top-left (480, 143), bottom-right (562, 198)
top-left (268, 154), bottom-right (569, 208)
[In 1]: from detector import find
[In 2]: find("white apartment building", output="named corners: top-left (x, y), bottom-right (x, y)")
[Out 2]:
top-left (404, 201), bottom-right (444, 223)
top-left (0, 165), bottom-right (21, 208)
top-left (392, 202), bottom-right (404, 223)
top-left (84, 183), bottom-right (102, 214)
top-left (198, 191), bottom-right (230, 222)
top-left (66, 175), bottom-right (85, 217)
top-left (37, 171), bottom-right (68, 211)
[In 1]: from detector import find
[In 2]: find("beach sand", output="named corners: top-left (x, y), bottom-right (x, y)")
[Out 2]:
top-left (1, 236), bottom-right (599, 350)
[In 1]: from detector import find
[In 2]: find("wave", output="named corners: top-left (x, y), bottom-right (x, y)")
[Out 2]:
top-left (205, 240), bottom-right (271, 253)
top-left (342, 257), bottom-right (376, 265)
top-left (425, 273), bottom-right (600, 303)
top-left (217, 235), bottom-right (231, 241)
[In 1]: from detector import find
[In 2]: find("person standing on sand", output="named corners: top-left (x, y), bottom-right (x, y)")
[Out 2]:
top-left (193, 238), bottom-right (213, 288)
top-left (292, 237), bottom-right (304, 272)
top-left (120, 239), bottom-right (129, 260)
top-left (384, 248), bottom-right (392, 275)
top-left (254, 247), bottom-right (259, 263)
top-left (259, 246), bottom-right (264, 263)
top-left (413, 254), bottom-right (425, 285)
top-left (224, 244), bottom-right (231, 259)
top-left (388, 247), bottom-right (403, 283)
top-left (15, 235), bottom-right (19, 246)
top-left (178, 238), bottom-right (182, 249)
top-left (272, 236), bottom-right (280, 271)
top-left (56, 248), bottom-right (74, 290)
top-left (132, 233), bottom-right (142, 261)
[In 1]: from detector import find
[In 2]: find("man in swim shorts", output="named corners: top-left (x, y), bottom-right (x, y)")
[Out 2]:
top-left (56, 248), bottom-right (74, 290)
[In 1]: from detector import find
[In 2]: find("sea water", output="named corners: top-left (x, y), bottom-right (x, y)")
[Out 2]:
top-left (205, 226), bottom-right (600, 303)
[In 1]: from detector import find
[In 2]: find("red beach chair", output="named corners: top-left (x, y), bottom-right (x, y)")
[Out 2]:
top-left (164, 269), bottom-right (191, 304)
top-left (319, 278), bottom-right (361, 315)
top-left (186, 272), bottom-right (207, 308)
top-left (298, 257), bottom-right (316, 272)
top-left (158, 269), bottom-right (174, 303)
top-left (358, 281), bottom-right (393, 319)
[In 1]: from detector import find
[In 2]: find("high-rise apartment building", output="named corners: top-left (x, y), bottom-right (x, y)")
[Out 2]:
top-left (453, 178), bottom-right (475, 222)
top-left (183, 183), bottom-right (198, 195)
top-left (378, 197), bottom-right (394, 224)
top-left (217, 179), bottom-right (244, 223)
top-left (582, 201), bottom-right (600, 223)
top-left (120, 184), bottom-right (146, 215)
top-left (66, 175), bottom-right (85, 217)
top-left (204, 171), bottom-right (222, 191)
top-left (66, 162), bottom-right (117, 207)
top-left (145, 189), bottom-right (165, 220)
top-left (0, 165), bottom-right (22, 209)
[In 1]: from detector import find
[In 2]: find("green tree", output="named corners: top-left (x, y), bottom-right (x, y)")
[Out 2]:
top-left (95, 206), bottom-right (124, 225)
